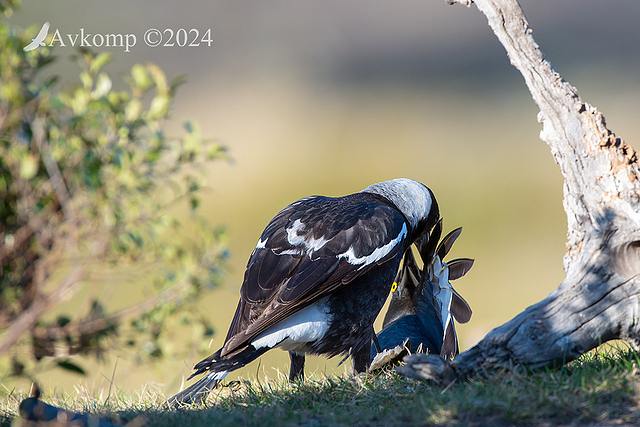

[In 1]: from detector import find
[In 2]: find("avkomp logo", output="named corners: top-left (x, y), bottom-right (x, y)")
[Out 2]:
top-left (23, 22), bottom-right (50, 52)
top-left (23, 22), bottom-right (213, 53)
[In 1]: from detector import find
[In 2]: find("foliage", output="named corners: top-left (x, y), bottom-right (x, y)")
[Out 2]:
top-left (1, 345), bottom-right (639, 426)
top-left (0, 4), bottom-right (227, 380)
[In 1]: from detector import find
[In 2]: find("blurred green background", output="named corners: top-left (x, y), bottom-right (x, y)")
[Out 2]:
top-left (6, 0), bottom-right (640, 396)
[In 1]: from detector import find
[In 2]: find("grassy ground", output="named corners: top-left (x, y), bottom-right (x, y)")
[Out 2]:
top-left (3, 346), bottom-right (640, 426)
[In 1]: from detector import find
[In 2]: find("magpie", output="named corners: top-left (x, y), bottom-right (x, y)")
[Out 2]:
top-left (167, 178), bottom-right (439, 406)
top-left (369, 220), bottom-right (473, 370)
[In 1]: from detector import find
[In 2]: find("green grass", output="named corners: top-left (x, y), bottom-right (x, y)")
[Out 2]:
top-left (3, 346), bottom-right (640, 426)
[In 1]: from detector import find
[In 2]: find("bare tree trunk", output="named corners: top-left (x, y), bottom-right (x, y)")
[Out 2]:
top-left (398, 0), bottom-right (640, 382)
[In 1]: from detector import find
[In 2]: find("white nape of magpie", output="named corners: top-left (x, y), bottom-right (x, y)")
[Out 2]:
top-left (167, 178), bottom-right (439, 406)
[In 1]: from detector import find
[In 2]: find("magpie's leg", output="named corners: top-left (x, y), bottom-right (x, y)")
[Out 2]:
top-left (289, 351), bottom-right (305, 382)
top-left (352, 341), bottom-right (373, 374)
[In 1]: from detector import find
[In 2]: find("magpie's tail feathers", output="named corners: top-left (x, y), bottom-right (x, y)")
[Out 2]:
top-left (166, 345), bottom-right (270, 408)
top-left (166, 371), bottom-right (228, 408)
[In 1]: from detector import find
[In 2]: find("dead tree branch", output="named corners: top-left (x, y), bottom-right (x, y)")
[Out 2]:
top-left (398, 0), bottom-right (640, 381)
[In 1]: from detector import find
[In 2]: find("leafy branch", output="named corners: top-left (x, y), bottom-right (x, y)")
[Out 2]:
top-left (0, 5), bottom-right (227, 378)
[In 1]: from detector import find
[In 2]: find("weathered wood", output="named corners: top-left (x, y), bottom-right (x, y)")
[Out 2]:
top-left (398, 0), bottom-right (640, 381)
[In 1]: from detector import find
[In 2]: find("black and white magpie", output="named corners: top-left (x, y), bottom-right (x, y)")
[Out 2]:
top-left (167, 178), bottom-right (439, 406)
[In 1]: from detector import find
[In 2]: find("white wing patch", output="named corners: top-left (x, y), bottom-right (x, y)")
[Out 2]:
top-left (256, 236), bottom-right (305, 256)
top-left (251, 298), bottom-right (331, 352)
top-left (256, 237), bottom-right (267, 249)
top-left (285, 219), bottom-right (328, 255)
top-left (337, 223), bottom-right (407, 268)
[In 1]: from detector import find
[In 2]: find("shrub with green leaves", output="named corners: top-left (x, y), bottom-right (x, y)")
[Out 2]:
top-left (0, 3), bottom-right (227, 378)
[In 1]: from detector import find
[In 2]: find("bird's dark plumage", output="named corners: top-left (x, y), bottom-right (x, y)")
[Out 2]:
top-left (373, 250), bottom-right (444, 358)
top-left (167, 178), bottom-right (439, 407)
top-left (370, 221), bottom-right (474, 369)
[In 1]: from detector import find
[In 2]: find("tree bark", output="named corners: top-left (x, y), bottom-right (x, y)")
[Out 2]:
top-left (398, 0), bottom-right (640, 382)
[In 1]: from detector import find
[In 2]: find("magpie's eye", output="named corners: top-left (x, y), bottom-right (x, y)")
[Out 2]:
top-left (391, 282), bottom-right (398, 293)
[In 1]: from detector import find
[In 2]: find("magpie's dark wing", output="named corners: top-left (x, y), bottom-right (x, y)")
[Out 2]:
top-left (221, 193), bottom-right (408, 356)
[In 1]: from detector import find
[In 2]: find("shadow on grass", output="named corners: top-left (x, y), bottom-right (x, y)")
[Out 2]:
top-left (4, 346), bottom-right (640, 426)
